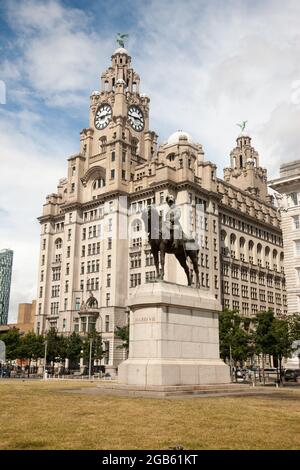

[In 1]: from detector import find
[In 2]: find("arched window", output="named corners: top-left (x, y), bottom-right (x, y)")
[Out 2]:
top-left (239, 237), bottom-right (245, 261)
top-left (93, 178), bottom-right (105, 190)
top-left (257, 243), bottom-right (262, 266)
top-left (230, 233), bottom-right (236, 258)
top-left (55, 238), bottom-right (62, 249)
top-left (132, 219), bottom-right (142, 232)
top-left (167, 153), bottom-right (175, 162)
top-left (104, 80), bottom-right (109, 92)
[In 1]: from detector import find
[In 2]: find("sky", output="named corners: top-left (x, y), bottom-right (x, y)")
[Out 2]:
top-left (1, 0), bottom-right (300, 322)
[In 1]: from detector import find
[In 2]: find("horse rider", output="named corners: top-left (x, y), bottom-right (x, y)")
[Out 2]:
top-left (165, 195), bottom-right (183, 251)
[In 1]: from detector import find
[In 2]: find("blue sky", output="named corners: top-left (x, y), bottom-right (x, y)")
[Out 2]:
top-left (1, 0), bottom-right (300, 321)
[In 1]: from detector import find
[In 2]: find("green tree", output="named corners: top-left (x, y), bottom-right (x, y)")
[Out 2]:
top-left (45, 328), bottom-right (67, 366)
top-left (19, 331), bottom-right (44, 377)
top-left (115, 325), bottom-right (129, 358)
top-left (83, 331), bottom-right (103, 372)
top-left (219, 310), bottom-right (253, 371)
top-left (254, 310), bottom-right (275, 384)
top-left (271, 317), bottom-right (294, 383)
top-left (1, 328), bottom-right (21, 361)
top-left (65, 332), bottom-right (83, 370)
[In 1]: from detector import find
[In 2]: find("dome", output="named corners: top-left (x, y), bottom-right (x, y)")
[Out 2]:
top-left (167, 130), bottom-right (193, 145)
top-left (113, 47), bottom-right (129, 55)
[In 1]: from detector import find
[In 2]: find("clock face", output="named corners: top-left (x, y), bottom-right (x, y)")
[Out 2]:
top-left (94, 104), bottom-right (112, 130)
top-left (128, 105), bottom-right (144, 131)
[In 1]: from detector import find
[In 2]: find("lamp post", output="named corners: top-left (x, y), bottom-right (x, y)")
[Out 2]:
top-left (43, 340), bottom-right (48, 380)
top-left (88, 339), bottom-right (93, 380)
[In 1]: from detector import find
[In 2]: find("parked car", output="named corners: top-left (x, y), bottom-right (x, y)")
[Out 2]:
top-left (284, 369), bottom-right (300, 382)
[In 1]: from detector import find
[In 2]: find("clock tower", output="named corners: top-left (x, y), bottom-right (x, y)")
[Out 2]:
top-left (79, 46), bottom-right (157, 196)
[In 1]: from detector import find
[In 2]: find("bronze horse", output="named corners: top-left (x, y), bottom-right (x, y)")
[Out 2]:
top-left (141, 205), bottom-right (200, 288)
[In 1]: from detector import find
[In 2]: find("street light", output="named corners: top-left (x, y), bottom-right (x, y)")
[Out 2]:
top-left (43, 340), bottom-right (48, 380)
top-left (88, 339), bottom-right (93, 380)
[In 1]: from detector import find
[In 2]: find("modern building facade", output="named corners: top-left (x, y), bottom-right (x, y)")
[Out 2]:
top-left (35, 46), bottom-right (286, 370)
top-left (269, 160), bottom-right (300, 315)
top-left (0, 249), bottom-right (13, 325)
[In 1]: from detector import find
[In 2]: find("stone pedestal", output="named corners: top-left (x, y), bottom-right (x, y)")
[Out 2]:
top-left (118, 282), bottom-right (230, 386)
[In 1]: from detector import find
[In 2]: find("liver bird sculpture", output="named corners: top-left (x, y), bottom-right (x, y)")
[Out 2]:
top-left (236, 120), bottom-right (248, 132)
top-left (116, 33), bottom-right (129, 48)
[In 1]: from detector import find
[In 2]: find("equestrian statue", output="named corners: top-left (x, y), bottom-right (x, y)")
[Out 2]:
top-left (141, 196), bottom-right (200, 288)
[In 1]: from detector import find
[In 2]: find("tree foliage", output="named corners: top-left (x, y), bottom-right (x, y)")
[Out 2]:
top-left (115, 325), bottom-right (129, 354)
top-left (219, 309), bottom-right (253, 364)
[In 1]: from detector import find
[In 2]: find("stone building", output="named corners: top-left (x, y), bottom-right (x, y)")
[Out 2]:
top-left (35, 46), bottom-right (286, 371)
top-left (0, 248), bottom-right (13, 325)
top-left (269, 161), bottom-right (300, 315)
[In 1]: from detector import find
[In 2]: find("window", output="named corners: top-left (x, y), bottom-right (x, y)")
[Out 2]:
top-left (122, 170), bottom-right (126, 180)
top-left (72, 166), bottom-right (76, 176)
top-left (62, 319), bottom-right (66, 332)
top-left (107, 255), bottom-right (112, 268)
top-left (111, 151), bottom-right (115, 162)
top-left (71, 183), bottom-right (75, 193)
top-left (111, 169), bottom-right (115, 179)
top-left (108, 237), bottom-right (112, 250)
top-left (68, 229), bottom-right (71, 241)
top-left (67, 246), bottom-right (71, 257)
top-left (130, 273), bottom-right (141, 287)
top-left (65, 280), bottom-right (69, 293)
top-left (75, 297), bottom-right (80, 310)
top-left (40, 271), bottom-right (44, 282)
top-left (104, 341), bottom-right (110, 364)
top-left (82, 228), bottom-right (86, 240)
top-left (42, 239), bottom-right (46, 250)
top-left (108, 219), bottom-right (112, 232)
top-left (289, 192), bottom-right (298, 206)
top-left (295, 240), bottom-right (300, 256)
top-left (106, 293), bottom-right (110, 306)
top-left (296, 268), bottom-right (300, 284)
top-left (93, 178), bottom-right (105, 189)
top-left (105, 315), bottom-right (110, 332)
top-left (293, 216), bottom-right (300, 230)
top-left (82, 245), bottom-right (85, 257)
top-left (130, 253), bottom-right (141, 268)
top-left (55, 238), bottom-right (62, 249)
top-left (64, 298), bottom-right (68, 310)
top-left (159, 192), bottom-right (164, 204)
top-left (39, 287), bottom-right (43, 298)
top-left (145, 271), bottom-right (156, 282)
top-left (145, 251), bottom-right (154, 266)
top-left (107, 273), bottom-right (111, 287)
top-left (41, 255), bottom-right (45, 266)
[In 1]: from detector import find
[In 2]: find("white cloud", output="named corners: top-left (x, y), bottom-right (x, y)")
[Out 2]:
top-left (3, 0), bottom-right (112, 106)
top-left (133, 0), bottom-right (300, 176)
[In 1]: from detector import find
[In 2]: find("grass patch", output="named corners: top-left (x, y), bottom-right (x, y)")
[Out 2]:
top-left (0, 380), bottom-right (300, 450)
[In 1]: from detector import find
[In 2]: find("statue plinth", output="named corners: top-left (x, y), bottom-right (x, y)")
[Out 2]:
top-left (118, 282), bottom-right (230, 386)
